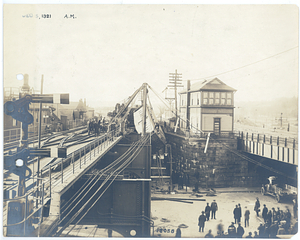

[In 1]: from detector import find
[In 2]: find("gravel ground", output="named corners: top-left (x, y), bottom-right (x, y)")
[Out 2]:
top-left (151, 189), bottom-right (296, 238)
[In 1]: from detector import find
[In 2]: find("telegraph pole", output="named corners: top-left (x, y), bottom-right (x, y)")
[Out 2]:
top-left (169, 70), bottom-right (183, 121)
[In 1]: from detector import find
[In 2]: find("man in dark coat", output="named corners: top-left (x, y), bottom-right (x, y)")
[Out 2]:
top-left (211, 200), bottom-right (218, 220)
top-left (198, 211), bottom-right (206, 232)
top-left (237, 203), bottom-right (242, 223)
top-left (236, 222), bottom-right (245, 238)
top-left (267, 210), bottom-right (273, 224)
top-left (276, 207), bottom-right (282, 221)
top-left (233, 205), bottom-right (239, 224)
top-left (271, 207), bottom-right (277, 222)
top-left (228, 222), bottom-right (236, 237)
top-left (254, 198), bottom-right (260, 217)
top-left (285, 209), bottom-right (292, 230)
top-left (244, 206), bottom-right (250, 228)
top-left (205, 203), bottom-right (211, 221)
top-left (293, 198), bottom-right (298, 218)
top-left (262, 204), bottom-right (268, 222)
top-left (269, 221), bottom-right (279, 238)
top-left (257, 223), bottom-right (265, 237)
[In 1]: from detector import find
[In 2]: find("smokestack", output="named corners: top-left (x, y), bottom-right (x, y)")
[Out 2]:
top-left (187, 80), bottom-right (191, 91)
top-left (21, 74), bottom-right (30, 93)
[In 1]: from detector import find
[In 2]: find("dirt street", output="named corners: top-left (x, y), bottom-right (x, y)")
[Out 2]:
top-left (151, 189), bottom-right (295, 238)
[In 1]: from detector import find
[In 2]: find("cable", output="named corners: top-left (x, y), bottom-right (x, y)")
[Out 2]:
top-left (185, 46), bottom-right (298, 82)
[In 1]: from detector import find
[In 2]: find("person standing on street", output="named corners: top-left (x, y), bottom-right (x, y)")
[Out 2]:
top-left (205, 203), bottom-right (211, 221)
top-left (262, 204), bottom-right (268, 223)
top-left (272, 207), bottom-right (277, 222)
top-left (198, 211), bottom-right (206, 232)
top-left (267, 210), bottom-right (272, 224)
top-left (254, 198), bottom-right (260, 217)
top-left (211, 200), bottom-right (218, 220)
top-left (244, 206), bottom-right (250, 228)
top-left (238, 203), bottom-right (242, 223)
top-left (233, 205), bottom-right (239, 224)
top-left (236, 222), bottom-right (245, 238)
top-left (285, 209), bottom-right (292, 229)
top-left (293, 198), bottom-right (298, 219)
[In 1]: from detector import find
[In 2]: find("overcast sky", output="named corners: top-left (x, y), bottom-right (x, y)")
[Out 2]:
top-left (3, 4), bottom-right (298, 108)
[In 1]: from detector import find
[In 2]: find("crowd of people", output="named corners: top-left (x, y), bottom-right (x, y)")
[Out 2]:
top-left (87, 118), bottom-right (107, 136)
top-left (197, 197), bottom-right (298, 238)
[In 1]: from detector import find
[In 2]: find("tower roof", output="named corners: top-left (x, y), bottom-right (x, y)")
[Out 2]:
top-left (180, 78), bottom-right (236, 94)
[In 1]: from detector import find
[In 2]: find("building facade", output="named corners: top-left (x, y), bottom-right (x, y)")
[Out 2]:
top-left (179, 78), bottom-right (236, 136)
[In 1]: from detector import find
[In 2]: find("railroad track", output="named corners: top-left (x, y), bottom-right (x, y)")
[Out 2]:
top-left (3, 126), bottom-right (87, 152)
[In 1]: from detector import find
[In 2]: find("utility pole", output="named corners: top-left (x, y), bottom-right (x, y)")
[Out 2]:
top-left (169, 70), bottom-right (183, 121)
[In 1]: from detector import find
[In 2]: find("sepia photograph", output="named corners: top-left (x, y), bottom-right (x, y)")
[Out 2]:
top-left (2, 2), bottom-right (299, 238)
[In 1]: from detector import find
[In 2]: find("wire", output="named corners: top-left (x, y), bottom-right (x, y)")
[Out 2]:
top-left (185, 46), bottom-right (298, 82)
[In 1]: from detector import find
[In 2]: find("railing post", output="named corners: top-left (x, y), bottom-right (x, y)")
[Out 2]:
top-left (90, 145), bottom-right (91, 160)
top-left (24, 194), bottom-right (27, 236)
top-left (61, 158), bottom-right (63, 183)
top-left (293, 139), bottom-right (296, 149)
top-left (285, 138), bottom-right (287, 147)
top-left (42, 183), bottom-right (44, 206)
top-left (72, 152), bottom-right (74, 174)
top-left (98, 140), bottom-right (99, 153)
top-left (41, 183), bottom-right (44, 223)
top-left (49, 165), bottom-right (51, 198)
top-left (94, 142), bottom-right (95, 157)
top-left (84, 147), bottom-right (86, 165)
top-left (80, 150), bottom-right (82, 169)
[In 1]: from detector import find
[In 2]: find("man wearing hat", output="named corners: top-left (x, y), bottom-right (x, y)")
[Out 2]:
top-left (198, 211), bottom-right (206, 232)
top-left (262, 204), bottom-right (268, 223)
top-left (211, 200), bottom-right (218, 219)
top-left (254, 198), bottom-right (260, 217)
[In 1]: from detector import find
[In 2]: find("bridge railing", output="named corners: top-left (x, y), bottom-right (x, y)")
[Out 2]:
top-left (3, 127), bottom-right (122, 236)
top-left (43, 126), bottom-right (121, 186)
top-left (237, 131), bottom-right (298, 150)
